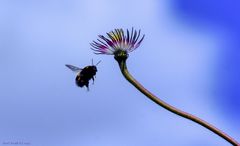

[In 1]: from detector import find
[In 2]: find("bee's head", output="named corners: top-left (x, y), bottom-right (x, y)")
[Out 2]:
top-left (91, 59), bottom-right (101, 73)
top-left (91, 59), bottom-right (101, 72)
top-left (92, 65), bottom-right (97, 72)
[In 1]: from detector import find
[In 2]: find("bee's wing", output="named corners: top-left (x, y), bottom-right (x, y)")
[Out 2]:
top-left (65, 64), bottom-right (82, 73)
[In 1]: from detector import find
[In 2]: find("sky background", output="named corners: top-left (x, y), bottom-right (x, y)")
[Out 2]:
top-left (0, 0), bottom-right (239, 146)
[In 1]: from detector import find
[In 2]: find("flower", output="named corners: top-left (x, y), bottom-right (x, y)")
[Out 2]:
top-left (90, 28), bottom-right (145, 55)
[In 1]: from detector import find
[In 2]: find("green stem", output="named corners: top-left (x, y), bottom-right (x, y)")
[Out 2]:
top-left (117, 59), bottom-right (239, 146)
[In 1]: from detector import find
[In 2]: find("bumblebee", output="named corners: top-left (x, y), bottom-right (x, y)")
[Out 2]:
top-left (66, 60), bottom-right (101, 90)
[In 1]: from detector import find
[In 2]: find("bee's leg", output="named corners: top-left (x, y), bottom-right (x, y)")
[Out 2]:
top-left (86, 82), bottom-right (89, 91)
top-left (92, 77), bottom-right (95, 84)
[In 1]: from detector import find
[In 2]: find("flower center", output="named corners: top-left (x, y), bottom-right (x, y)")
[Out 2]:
top-left (114, 50), bottom-right (129, 63)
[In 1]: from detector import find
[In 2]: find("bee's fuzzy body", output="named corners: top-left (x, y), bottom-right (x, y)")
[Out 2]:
top-left (66, 60), bottom-right (100, 90)
top-left (75, 66), bottom-right (97, 89)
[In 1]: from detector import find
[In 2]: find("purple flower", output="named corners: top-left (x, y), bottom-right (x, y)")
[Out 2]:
top-left (91, 28), bottom-right (145, 55)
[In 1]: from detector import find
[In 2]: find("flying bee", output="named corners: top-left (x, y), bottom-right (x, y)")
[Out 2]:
top-left (65, 60), bottom-right (101, 90)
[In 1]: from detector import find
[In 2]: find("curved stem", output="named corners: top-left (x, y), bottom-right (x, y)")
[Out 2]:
top-left (117, 59), bottom-right (239, 146)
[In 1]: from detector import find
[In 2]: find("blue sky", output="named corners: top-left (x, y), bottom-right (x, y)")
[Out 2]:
top-left (0, 0), bottom-right (239, 146)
